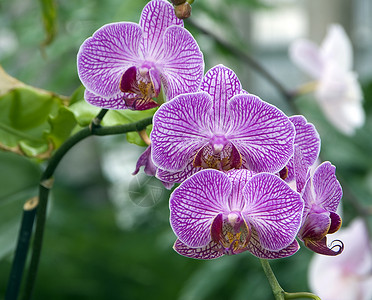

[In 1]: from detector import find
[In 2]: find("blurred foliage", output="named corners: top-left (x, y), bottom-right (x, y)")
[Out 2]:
top-left (39, 0), bottom-right (57, 49)
top-left (0, 0), bottom-right (372, 299)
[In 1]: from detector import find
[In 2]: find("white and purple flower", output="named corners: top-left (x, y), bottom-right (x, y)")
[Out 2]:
top-left (289, 24), bottom-right (365, 135)
top-left (151, 65), bottom-right (296, 184)
top-left (170, 169), bottom-right (304, 259)
top-left (77, 0), bottom-right (204, 110)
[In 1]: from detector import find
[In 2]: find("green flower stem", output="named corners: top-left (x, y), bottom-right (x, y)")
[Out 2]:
top-left (260, 259), bottom-right (321, 300)
top-left (260, 259), bottom-right (285, 300)
top-left (284, 292), bottom-right (321, 300)
top-left (17, 113), bottom-right (152, 300)
top-left (5, 197), bottom-right (39, 300)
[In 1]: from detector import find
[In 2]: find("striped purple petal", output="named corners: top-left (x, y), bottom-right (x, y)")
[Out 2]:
top-left (169, 169), bottom-right (231, 248)
top-left (151, 92), bottom-right (212, 171)
top-left (286, 115), bottom-right (320, 182)
top-left (242, 173), bottom-right (303, 251)
top-left (173, 239), bottom-right (223, 260)
top-left (302, 161), bottom-right (342, 213)
top-left (246, 229), bottom-right (300, 259)
top-left (139, 0), bottom-right (183, 60)
top-left (227, 94), bottom-right (295, 173)
top-left (201, 65), bottom-right (243, 132)
top-left (160, 26), bottom-right (204, 100)
top-left (225, 169), bottom-right (255, 212)
top-left (77, 22), bottom-right (142, 98)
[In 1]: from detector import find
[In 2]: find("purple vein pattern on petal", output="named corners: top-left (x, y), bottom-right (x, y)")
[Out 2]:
top-left (312, 162), bottom-right (342, 212)
top-left (242, 173), bottom-right (303, 251)
top-left (77, 22), bottom-right (142, 97)
top-left (156, 158), bottom-right (202, 184)
top-left (160, 26), bottom-right (204, 100)
top-left (139, 0), bottom-right (183, 60)
top-left (173, 239), bottom-right (224, 260)
top-left (286, 115), bottom-right (320, 182)
top-left (170, 169), bottom-right (231, 248)
top-left (246, 229), bottom-right (300, 259)
top-left (151, 92), bottom-right (212, 171)
top-left (293, 145), bottom-right (310, 193)
top-left (225, 169), bottom-right (255, 211)
top-left (84, 90), bottom-right (127, 110)
top-left (227, 94), bottom-right (295, 173)
top-left (201, 65), bottom-right (242, 132)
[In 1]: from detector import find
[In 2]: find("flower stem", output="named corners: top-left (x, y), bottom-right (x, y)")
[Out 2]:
top-left (12, 111), bottom-right (152, 300)
top-left (5, 197), bottom-right (38, 300)
top-left (260, 259), bottom-right (321, 300)
top-left (260, 259), bottom-right (285, 300)
top-left (284, 292), bottom-right (321, 300)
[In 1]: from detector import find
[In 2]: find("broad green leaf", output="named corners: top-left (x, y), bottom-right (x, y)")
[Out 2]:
top-left (0, 66), bottom-right (78, 159)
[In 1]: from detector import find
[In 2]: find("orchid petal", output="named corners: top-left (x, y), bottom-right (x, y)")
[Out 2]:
top-left (84, 90), bottom-right (128, 110)
top-left (242, 173), bottom-right (303, 251)
top-left (320, 24), bottom-right (353, 71)
top-left (286, 115), bottom-right (320, 183)
top-left (151, 92), bottom-right (212, 171)
top-left (247, 229), bottom-right (300, 259)
top-left (139, 0), bottom-right (183, 60)
top-left (312, 162), bottom-right (342, 212)
top-left (225, 169), bottom-right (255, 212)
top-left (133, 146), bottom-right (156, 176)
top-left (201, 65), bottom-right (243, 131)
top-left (299, 212), bottom-right (331, 241)
top-left (316, 66), bottom-right (365, 135)
top-left (289, 39), bottom-right (324, 79)
top-left (160, 26), bottom-right (204, 100)
top-left (169, 169), bottom-right (232, 248)
top-left (305, 236), bottom-right (344, 256)
top-left (293, 145), bottom-right (311, 193)
top-left (173, 239), bottom-right (223, 260)
top-left (156, 159), bottom-right (202, 185)
top-left (227, 94), bottom-right (295, 173)
top-left (77, 22), bottom-right (142, 97)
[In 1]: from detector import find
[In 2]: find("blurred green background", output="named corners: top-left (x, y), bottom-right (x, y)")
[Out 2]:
top-left (0, 0), bottom-right (371, 299)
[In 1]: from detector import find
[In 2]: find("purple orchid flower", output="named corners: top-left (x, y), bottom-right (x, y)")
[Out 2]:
top-left (77, 0), bottom-right (203, 110)
top-left (297, 161), bottom-right (343, 255)
top-left (279, 115), bottom-right (320, 182)
top-left (170, 169), bottom-right (304, 259)
top-left (151, 65), bottom-right (296, 184)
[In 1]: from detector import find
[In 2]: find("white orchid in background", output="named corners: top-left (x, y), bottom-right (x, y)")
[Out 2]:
top-left (289, 24), bottom-right (365, 135)
top-left (309, 218), bottom-right (372, 300)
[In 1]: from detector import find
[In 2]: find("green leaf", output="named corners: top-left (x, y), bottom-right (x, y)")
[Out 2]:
top-left (0, 67), bottom-right (76, 158)
top-left (39, 0), bottom-right (57, 48)
top-left (46, 106), bottom-right (77, 148)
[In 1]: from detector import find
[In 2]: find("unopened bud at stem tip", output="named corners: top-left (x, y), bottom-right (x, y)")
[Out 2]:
top-left (174, 2), bottom-right (192, 19)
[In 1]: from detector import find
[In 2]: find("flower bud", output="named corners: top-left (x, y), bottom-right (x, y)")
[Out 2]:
top-left (171, 0), bottom-right (186, 5)
top-left (174, 2), bottom-right (191, 19)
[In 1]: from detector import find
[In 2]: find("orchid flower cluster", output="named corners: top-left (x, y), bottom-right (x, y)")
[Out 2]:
top-left (77, 0), bottom-right (344, 260)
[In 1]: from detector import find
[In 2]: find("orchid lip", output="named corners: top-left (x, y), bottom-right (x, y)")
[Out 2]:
top-left (211, 212), bottom-right (251, 256)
